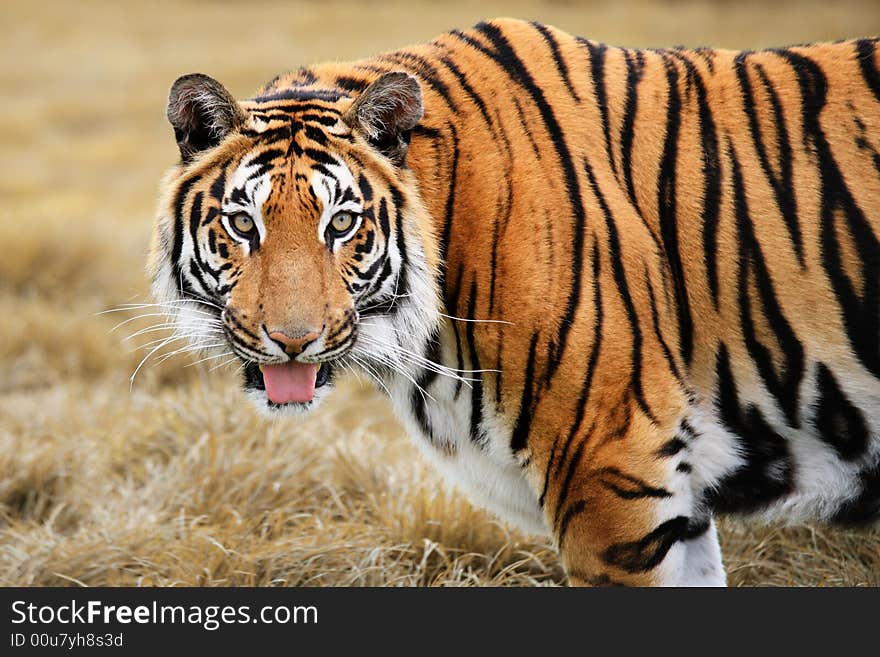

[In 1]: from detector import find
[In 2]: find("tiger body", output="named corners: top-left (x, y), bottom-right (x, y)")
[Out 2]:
top-left (150, 19), bottom-right (880, 586)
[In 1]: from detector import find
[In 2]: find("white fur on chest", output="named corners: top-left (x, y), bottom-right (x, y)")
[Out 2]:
top-left (386, 374), bottom-right (549, 537)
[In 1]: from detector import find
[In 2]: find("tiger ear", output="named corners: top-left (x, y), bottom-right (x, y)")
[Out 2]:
top-left (166, 73), bottom-right (244, 163)
top-left (343, 71), bottom-right (423, 166)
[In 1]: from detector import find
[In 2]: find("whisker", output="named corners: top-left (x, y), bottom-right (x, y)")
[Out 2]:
top-left (133, 334), bottom-right (191, 350)
top-left (358, 291), bottom-right (413, 313)
top-left (437, 310), bottom-right (513, 325)
top-left (348, 354), bottom-right (394, 399)
top-left (185, 350), bottom-right (236, 368)
top-left (131, 325), bottom-right (224, 347)
top-left (109, 313), bottom-right (177, 333)
top-left (154, 341), bottom-right (227, 365)
top-left (356, 333), bottom-right (488, 383)
top-left (99, 301), bottom-right (219, 320)
top-left (195, 351), bottom-right (238, 372)
top-left (130, 338), bottom-right (178, 389)
top-left (178, 291), bottom-right (224, 311)
top-left (358, 322), bottom-right (500, 375)
top-left (207, 355), bottom-right (242, 372)
top-left (123, 323), bottom-right (223, 342)
top-left (352, 347), bottom-right (436, 402)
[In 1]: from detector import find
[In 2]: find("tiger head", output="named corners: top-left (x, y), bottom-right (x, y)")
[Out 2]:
top-left (149, 71), bottom-right (441, 415)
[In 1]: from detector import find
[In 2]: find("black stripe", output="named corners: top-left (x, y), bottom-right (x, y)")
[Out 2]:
top-left (448, 263), bottom-right (467, 400)
top-left (510, 332), bottom-right (540, 453)
top-left (299, 113), bottom-right (342, 127)
top-left (705, 344), bottom-right (794, 514)
top-left (814, 363), bottom-right (869, 460)
top-left (487, 117), bottom-right (516, 314)
top-left (187, 191), bottom-right (221, 291)
top-left (171, 175), bottom-right (199, 293)
top-left (664, 53), bottom-right (723, 309)
top-left (596, 467), bottom-right (672, 500)
top-left (679, 419), bottom-right (699, 440)
top-left (201, 206), bottom-right (218, 228)
top-left (239, 125), bottom-right (289, 142)
top-left (584, 158), bottom-right (657, 423)
top-left (389, 185), bottom-right (410, 313)
top-left (357, 173), bottom-right (374, 203)
top-left (302, 123), bottom-right (331, 146)
top-left (335, 75), bottom-right (368, 93)
top-left (730, 142), bottom-right (805, 427)
top-left (532, 22), bottom-right (579, 101)
top-left (557, 499), bottom-right (587, 549)
top-left (244, 148), bottom-right (285, 176)
top-left (304, 147), bottom-right (339, 167)
top-left (411, 331), bottom-right (442, 444)
top-left (538, 439), bottom-right (559, 508)
top-left (437, 56), bottom-right (495, 129)
top-left (208, 164), bottom-right (228, 205)
top-left (223, 309), bottom-right (262, 343)
top-left (360, 195), bottom-right (395, 307)
top-left (734, 54), bottom-right (804, 265)
top-left (580, 573), bottom-right (626, 587)
top-left (255, 88), bottom-right (348, 103)
top-left (249, 102), bottom-right (344, 118)
top-left (644, 268), bottom-right (683, 383)
top-left (582, 40), bottom-right (615, 176)
top-left (620, 50), bottom-right (645, 211)
top-left (187, 259), bottom-right (214, 297)
top-left (856, 39), bottom-right (880, 104)
top-left (353, 227), bottom-right (375, 256)
top-left (465, 279), bottom-right (485, 445)
top-left (656, 54), bottom-right (695, 366)
top-left (657, 437), bottom-right (687, 457)
top-left (602, 516), bottom-right (699, 573)
top-left (552, 423), bottom-right (594, 529)
top-left (512, 96), bottom-right (542, 159)
top-left (412, 124), bottom-right (442, 140)
top-left (438, 126), bottom-right (459, 286)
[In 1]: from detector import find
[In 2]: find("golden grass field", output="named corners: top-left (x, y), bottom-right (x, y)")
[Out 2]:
top-left (2, 0), bottom-right (880, 587)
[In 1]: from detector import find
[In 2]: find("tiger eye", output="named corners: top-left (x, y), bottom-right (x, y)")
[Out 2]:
top-left (231, 213), bottom-right (255, 236)
top-left (330, 211), bottom-right (355, 234)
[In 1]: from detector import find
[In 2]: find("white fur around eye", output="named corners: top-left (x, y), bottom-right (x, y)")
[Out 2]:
top-left (311, 160), bottom-right (363, 247)
top-left (221, 214), bottom-right (254, 249)
top-left (221, 168), bottom-right (271, 252)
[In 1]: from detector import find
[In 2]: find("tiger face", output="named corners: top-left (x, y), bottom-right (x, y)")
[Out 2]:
top-left (149, 72), bottom-right (440, 415)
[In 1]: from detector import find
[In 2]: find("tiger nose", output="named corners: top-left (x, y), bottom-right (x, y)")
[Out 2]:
top-left (267, 330), bottom-right (321, 357)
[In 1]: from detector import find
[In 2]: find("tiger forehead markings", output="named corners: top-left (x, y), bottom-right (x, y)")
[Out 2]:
top-left (150, 20), bottom-right (880, 586)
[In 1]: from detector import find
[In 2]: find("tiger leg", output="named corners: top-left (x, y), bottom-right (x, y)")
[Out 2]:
top-left (539, 407), bottom-right (722, 586)
top-left (677, 518), bottom-right (726, 586)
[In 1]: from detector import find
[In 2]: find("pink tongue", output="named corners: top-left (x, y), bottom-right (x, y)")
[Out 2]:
top-left (261, 362), bottom-right (318, 404)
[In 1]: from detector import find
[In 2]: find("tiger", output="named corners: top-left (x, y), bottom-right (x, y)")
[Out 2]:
top-left (148, 18), bottom-right (880, 586)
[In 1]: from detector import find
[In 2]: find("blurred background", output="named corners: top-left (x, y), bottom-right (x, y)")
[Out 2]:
top-left (2, 0), bottom-right (879, 586)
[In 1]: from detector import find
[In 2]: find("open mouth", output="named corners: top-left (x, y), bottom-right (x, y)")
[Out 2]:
top-left (243, 359), bottom-right (334, 407)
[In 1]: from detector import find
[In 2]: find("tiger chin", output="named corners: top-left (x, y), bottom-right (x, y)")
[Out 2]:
top-left (149, 18), bottom-right (880, 586)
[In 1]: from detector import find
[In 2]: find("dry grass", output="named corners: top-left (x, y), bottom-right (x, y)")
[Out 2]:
top-left (1, 0), bottom-right (879, 587)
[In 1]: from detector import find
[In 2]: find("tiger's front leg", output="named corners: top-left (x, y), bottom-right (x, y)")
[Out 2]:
top-left (535, 404), bottom-right (726, 586)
